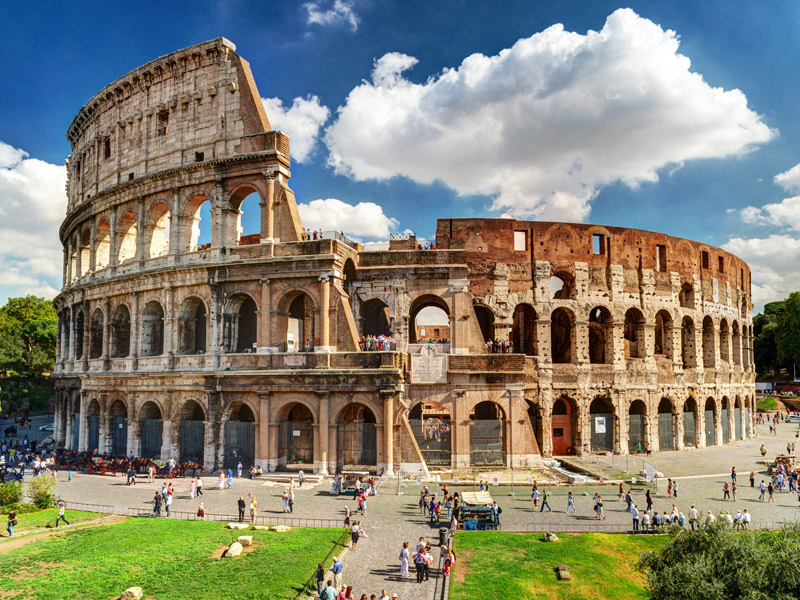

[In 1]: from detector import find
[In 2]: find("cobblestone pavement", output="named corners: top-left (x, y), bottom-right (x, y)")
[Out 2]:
top-left (44, 421), bottom-right (800, 597)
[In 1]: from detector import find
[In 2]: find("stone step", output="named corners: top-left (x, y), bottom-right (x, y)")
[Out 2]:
top-left (258, 473), bottom-right (325, 484)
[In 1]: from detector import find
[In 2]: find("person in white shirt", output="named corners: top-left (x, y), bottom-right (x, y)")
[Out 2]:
top-left (631, 504), bottom-right (640, 532)
top-left (641, 511), bottom-right (651, 531)
top-left (688, 505), bottom-right (699, 531)
top-left (742, 509), bottom-right (751, 528)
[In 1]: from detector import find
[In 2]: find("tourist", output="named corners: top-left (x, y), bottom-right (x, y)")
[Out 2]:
top-left (161, 481), bottom-right (168, 500)
top-left (148, 463), bottom-right (155, 483)
top-left (704, 511), bottom-right (716, 530)
top-left (250, 496), bottom-right (258, 522)
top-left (414, 546), bottom-right (427, 583)
top-left (652, 511), bottom-right (662, 530)
top-left (218, 471), bottom-right (225, 490)
top-left (196, 476), bottom-right (203, 496)
top-left (768, 481), bottom-right (775, 502)
top-left (750, 470), bottom-right (756, 488)
top-left (227, 467), bottom-right (234, 488)
top-left (197, 502), bottom-right (205, 520)
top-left (6, 508), bottom-right (17, 537)
top-left (742, 509), bottom-right (751, 528)
top-left (449, 513), bottom-right (458, 534)
top-left (443, 547), bottom-right (455, 575)
top-left (328, 556), bottom-right (343, 590)
top-left (493, 501), bottom-right (503, 525)
top-left (539, 490), bottom-right (551, 512)
top-left (688, 505), bottom-right (699, 530)
top-left (631, 503), bottom-right (639, 532)
top-left (344, 505), bottom-right (351, 527)
top-left (238, 496), bottom-right (246, 522)
top-left (625, 490), bottom-right (632, 512)
top-left (722, 482), bottom-right (731, 500)
top-left (315, 563), bottom-right (326, 597)
top-left (165, 492), bottom-right (173, 517)
top-left (596, 495), bottom-right (605, 520)
top-left (667, 478), bottom-right (673, 497)
top-left (732, 481), bottom-right (737, 501)
top-left (673, 480), bottom-right (678, 498)
top-left (641, 510), bottom-right (651, 531)
top-left (282, 489), bottom-right (289, 512)
top-left (54, 501), bottom-right (71, 527)
top-left (321, 582), bottom-right (338, 600)
top-left (619, 482), bottom-right (626, 501)
top-left (759, 480), bottom-right (766, 501)
top-left (399, 542), bottom-right (410, 578)
top-left (152, 492), bottom-right (162, 516)
top-left (531, 487), bottom-right (540, 508)
top-left (190, 478), bottom-right (196, 499)
top-left (566, 491), bottom-right (576, 513)
top-left (646, 443), bottom-right (652, 457)
top-left (645, 489), bottom-right (653, 511)
top-left (288, 489), bottom-right (295, 513)
top-left (731, 466), bottom-right (737, 483)
top-left (299, 469), bottom-right (305, 487)
top-left (237, 461), bottom-right (243, 478)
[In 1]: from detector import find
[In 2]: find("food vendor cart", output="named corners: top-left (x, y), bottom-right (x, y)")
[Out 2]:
top-left (458, 491), bottom-right (497, 530)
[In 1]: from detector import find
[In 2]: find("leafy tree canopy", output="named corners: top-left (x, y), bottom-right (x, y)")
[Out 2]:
top-left (0, 295), bottom-right (57, 376)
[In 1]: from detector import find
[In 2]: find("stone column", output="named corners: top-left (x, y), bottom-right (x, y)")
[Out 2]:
top-left (696, 409), bottom-right (706, 449)
top-left (88, 220), bottom-right (97, 278)
top-left (169, 187), bottom-right (181, 258)
top-left (328, 423), bottom-right (338, 475)
top-left (211, 419), bottom-right (224, 472)
top-left (75, 234), bottom-right (82, 282)
top-left (210, 286), bottom-right (221, 368)
top-left (258, 279), bottom-right (273, 352)
top-left (212, 179), bottom-right (225, 249)
top-left (675, 408), bottom-right (685, 451)
top-left (268, 423), bottom-right (280, 472)
top-left (127, 399), bottom-right (138, 457)
top-left (98, 414), bottom-right (108, 455)
top-left (381, 390), bottom-right (395, 476)
top-left (130, 292), bottom-right (139, 369)
top-left (257, 392), bottom-right (270, 471)
top-left (574, 319), bottom-right (589, 365)
top-left (261, 173), bottom-right (275, 243)
top-left (109, 211), bottom-right (118, 269)
top-left (136, 197), bottom-right (146, 265)
top-left (64, 397), bottom-right (74, 450)
top-left (317, 275), bottom-right (331, 352)
top-left (317, 391), bottom-right (330, 475)
top-left (164, 286), bottom-right (174, 361)
top-left (78, 392), bottom-right (88, 452)
top-left (160, 419), bottom-right (172, 461)
top-left (82, 300), bottom-right (91, 371)
top-left (53, 392), bottom-right (62, 445)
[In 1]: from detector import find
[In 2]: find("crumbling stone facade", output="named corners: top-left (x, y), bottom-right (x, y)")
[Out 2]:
top-left (53, 39), bottom-right (756, 475)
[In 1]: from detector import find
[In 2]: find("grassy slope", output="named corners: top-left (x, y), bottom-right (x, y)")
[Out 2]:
top-left (2, 508), bottom-right (103, 532)
top-left (756, 397), bottom-right (777, 411)
top-left (452, 532), bottom-right (666, 600)
top-left (0, 519), bottom-right (343, 600)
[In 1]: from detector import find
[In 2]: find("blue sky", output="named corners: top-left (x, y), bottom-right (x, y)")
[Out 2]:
top-left (1, 1), bottom-right (800, 311)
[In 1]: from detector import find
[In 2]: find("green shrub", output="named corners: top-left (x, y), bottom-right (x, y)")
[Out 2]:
top-left (0, 502), bottom-right (38, 514)
top-left (0, 481), bottom-right (23, 506)
top-left (28, 476), bottom-right (56, 509)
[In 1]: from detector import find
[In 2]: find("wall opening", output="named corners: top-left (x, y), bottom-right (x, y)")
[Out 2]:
top-left (474, 304), bottom-right (495, 345)
top-left (679, 283), bottom-right (694, 309)
top-left (361, 298), bottom-right (391, 338)
top-left (147, 202), bottom-right (171, 258)
top-left (117, 211), bottom-right (138, 263)
top-left (702, 316), bottom-right (716, 368)
top-left (140, 301), bottom-right (165, 357)
top-left (654, 310), bottom-right (672, 358)
top-left (95, 220), bottom-right (110, 270)
top-left (589, 306), bottom-right (612, 364)
top-left (89, 308), bottom-right (103, 359)
top-left (681, 316), bottom-right (696, 368)
top-left (550, 308), bottom-right (574, 363)
top-left (511, 304), bottom-right (537, 356)
top-left (185, 195), bottom-right (212, 252)
top-left (111, 305), bottom-right (131, 358)
top-left (177, 297), bottom-right (207, 354)
top-left (409, 295), bottom-right (450, 343)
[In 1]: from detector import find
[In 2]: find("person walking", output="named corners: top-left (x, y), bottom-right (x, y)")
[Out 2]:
top-left (566, 491), bottom-right (576, 513)
top-left (688, 505), bottom-right (699, 531)
top-left (399, 542), bottom-right (410, 578)
top-left (759, 480), bottom-right (766, 501)
top-left (314, 563), bottom-right (326, 597)
top-left (732, 481), bottom-right (737, 501)
top-left (723, 482), bottom-right (731, 500)
top-left (196, 476), bottom-right (203, 496)
top-left (768, 481), bottom-right (775, 502)
top-left (531, 487), bottom-right (540, 508)
top-left (667, 478), bottom-right (673, 497)
top-left (540, 490), bottom-right (552, 512)
top-left (6, 509), bottom-right (17, 537)
top-left (731, 466), bottom-right (737, 484)
top-left (218, 472), bottom-right (224, 491)
top-left (165, 492), bottom-right (172, 517)
top-left (190, 478), bottom-right (196, 499)
top-left (672, 480), bottom-right (678, 498)
top-left (237, 461), bottom-right (243, 478)
top-left (328, 556), bottom-right (343, 591)
top-left (414, 547), bottom-right (426, 583)
top-left (238, 496), bottom-right (246, 522)
top-left (152, 492), bottom-right (162, 517)
top-left (625, 490), bottom-right (632, 512)
top-left (750, 470), bottom-right (756, 488)
top-left (226, 468), bottom-right (233, 489)
top-left (597, 495), bottom-right (606, 520)
top-left (298, 469), bottom-right (305, 487)
top-left (631, 503), bottom-right (639, 532)
top-left (55, 502), bottom-right (70, 527)
top-left (250, 496), bottom-right (258, 522)
top-left (282, 489), bottom-right (289, 513)
top-left (645, 489), bottom-right (653, 512)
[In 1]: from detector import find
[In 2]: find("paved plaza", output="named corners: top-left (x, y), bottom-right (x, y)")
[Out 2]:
top-left (18, 420), bottom-right (798, 597)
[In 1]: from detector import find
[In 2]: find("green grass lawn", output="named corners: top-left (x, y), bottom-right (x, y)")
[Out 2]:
top-left (756, 397), bottom-right (777, 410)
top-left (451, 532), bottom-right (666, 600)
top-left (0, 518), bottom-right (344, 600)
top-left (2, 508), bottom-right (103, 532)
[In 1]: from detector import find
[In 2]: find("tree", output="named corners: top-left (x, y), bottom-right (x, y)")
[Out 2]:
top-left (753, 299), bottom-right (788, 376)
top-left (0, 296), bottom-right (57, 375)
top-left (776, 292), bottom-right (800, 369)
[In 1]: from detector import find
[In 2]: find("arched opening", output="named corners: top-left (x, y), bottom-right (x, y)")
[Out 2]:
top-left (184, 195), bottom-right (212, 252)
top-left (224, 402), bottom-right (256, 470)
top-left (628, 400), bottom-right (647, 453)
top-left (624, 308), bottom-right (645, 359)
top-left (74, 310), bottom-right (84, 360)
top-left (732, 321), bottom-right (742, 366)
top-left (702, 316), bottom-right (716, 368)
top-left (551, 396), bottom-right (578, 455)
top-left (111, 305), bottom-right (131, 358)
top-left (361, 298), bottom-right (391, 338)
top-left (681, 316), bottom-right (696, 369)
top-left (409, 295), bottom-right (450, 343)
top-left (704, 397), bottom-right (717, 447)
top-left (284, 292), bottom-right (314, 352)
top-left (679, 283), bottom-right (694, 309)
top-left (95, 219), bottom-right (110, 270)
top-left (109, 399), bottom-right (128, 456)
top-left (79, 229), bottom-right (91, 277)
top-left (223, 294), bottom-right (258, 353)
top-left (658, 398), bottom-right (675, 451)
top-left (147, 202), bottom-right (170, 258)
top-left (139, 401), bottom-right (163, 459)
top-left (89, 308), bottom-right (103, 359)
top-left (469, 401), bottom-right (506, 466)
top-left (230, 188), bottom-right (262, 246)
top-left (474, 304), bottom-right (495, 345)
top-left (343, 259), bottom-right (357, 285)
top-left (87, 399), bottom-right (101, 453)
top-left (734, 396), bottom-right (743, 440)
top-left (408, 401), bottom-right (451, 466)
top-left (719, 319), bottom-right (730, 364)
top-left (683, 398), bottom-right (697, 448)
top-left (721, 396), bottom-right (730, 443)
top-left (70, 401), bottom-right (79, 449)
top-left (177, 297), bottom-right (207, 354)
top-left (60, 311), bottom-right (70, 361)
top-left (745, 395), bottom-right (752, 437)
top-left (117, 211), bottom-right (138, 263)
top-left (279, 402), bottom-right (315, 470)
top-left (654, 310), bottom-right (673, 358)
top-left (590, 396), bottom-right (614, 452)
top-left (338, 403), bottom-right (378, 470)
top-left (550, 272), bottom-right (574, 300)
top-left (69, 236), bottom-right (77, 282)
top-left (589, 306), bottom-right (612, 364)
top-left (512, 304), bottom-right (537, 356)
top-left (140, 301), bottom-right (165, 357)
top-left (551, 308), bottom-right (574, 364)
top-left (179, 400), bottom-right (206, 465)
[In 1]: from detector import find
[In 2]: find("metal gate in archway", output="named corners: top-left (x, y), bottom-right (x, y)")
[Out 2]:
top-left (72, 414), bottom-right (79, 449)
top-left (658, 413), bottom-right (674, 450)
top-left (140, 418), bottom-right (162, 459)
top-left (469, 420), bottom-right (505, 466)
top-left (279, 422), bottom-right (314, 467)
top-left (224, 421), bottom-right (255, 470)
top-left (87, 415), bottom-right (100, 452)
top-left (338, 423), bottom-right (377, 469)
top-left (179, 420), bottom-right (205, 464)
top-left (628, 415), bottom-right (645, 452)
top-left (409, 420), bottom-right (451, 466)
top-left (591, 413), bottom-right (613, 452)
top-left (704, 410), bottom-right (716, 446)
top-left (721, 409), bottom-right (730, 443)
top-left (734, 408), bottom-right (742, 440)
top-left (111, 416), bottom-right (127, 456)
top-left (683, 412), bottom-right (696, 447)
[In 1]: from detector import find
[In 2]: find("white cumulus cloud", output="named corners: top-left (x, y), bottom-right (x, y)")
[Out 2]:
top-left (723, 235), bottom-right (800, 310)
top-left (304, 0), bottom-right (359, 32)
top-left (774, 162), bottom-right (800, 193)
top-left (0, 141), bottom-right (66, 303)
top-left (296, 198), bottom-right (398, 239)
top-left (262, 95), bottom-right (330, 164)
top-left (324, 8), bottom-right (775, 221)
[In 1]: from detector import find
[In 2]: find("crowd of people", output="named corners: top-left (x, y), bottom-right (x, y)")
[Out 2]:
top-left (485, 339), bottom-right (514, 353)
top-left (359, 335), bottom-right (396, 351)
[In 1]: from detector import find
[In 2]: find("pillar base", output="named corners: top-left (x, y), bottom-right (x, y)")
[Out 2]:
top-left (256, 347), bottom-right (279, 354)
top-left (315, 346), bottom-right (334, 353)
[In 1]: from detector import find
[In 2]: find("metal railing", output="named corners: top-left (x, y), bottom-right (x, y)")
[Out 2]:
top-left (432, 528), bottom-right (454, 600)
top-left (58, 500), bottom-right (116, 514)
top-left (292, 528), bottom-right (351, 599)
top-left (520, 521), bottom-right (794, 534)
top-left (127, 507), bottom-right (341, 529)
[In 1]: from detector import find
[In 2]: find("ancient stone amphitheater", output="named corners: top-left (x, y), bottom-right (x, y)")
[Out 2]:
top-left (52, 38), bottom-right (756, 475)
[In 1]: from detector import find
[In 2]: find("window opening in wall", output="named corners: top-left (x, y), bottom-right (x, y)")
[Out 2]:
top-left (656, 244), bottom-right (667, 272)
top-left (103, 138), bottom-right (111, 160)
top-left (234, 191), bottom-right (261, 246)
top-left (514, 231), bottom-right (526, 251)
top-left (75, 160), bottom-right (81, 181)
top-left (157, 111), bottom-right (169, 136)
top-left (718, 256), bottom-right (724, 273)
top-left (592, 233), bottom-right (607, 255)
top-left (701, 250), bottom-right (709, 269)
top-left (195, 151), bottom-right (204, 162)
top-left (128, 173), bottom-right (134, 181)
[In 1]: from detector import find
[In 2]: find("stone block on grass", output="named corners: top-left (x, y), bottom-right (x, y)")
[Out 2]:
top-left (227, 523), bottom-right (249, 530)
top-left (226, 542), bottom-right (243, 557)
top-left (238, 535), bottom-right (253, 546)
top-left (120, 587), bottom-right (143, 600)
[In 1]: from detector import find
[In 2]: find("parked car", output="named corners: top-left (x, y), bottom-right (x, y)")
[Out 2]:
top-left (39, 423), bottom-right (54, 432)
top-left (786, 415), bottom-right (800, 423)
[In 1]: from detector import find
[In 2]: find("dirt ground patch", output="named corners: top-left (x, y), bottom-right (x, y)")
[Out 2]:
top-left (210, 539), bottom-right (262, 559)
top-left (453, 549), bottom-right (472, 586)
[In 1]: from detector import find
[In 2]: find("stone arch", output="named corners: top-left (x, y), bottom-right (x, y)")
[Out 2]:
top-left (78, 228), bottom-right (91, 277)
top-left (551, 307), bottom-right (575, 363)
top-left (589, 306), bottom-right (613, 364)
top-left (111, 304), bottom-right (131, 358)
top-left (474, 303), bottom-right (495, 345)
top-left (551, 395), bottom-right (578, 455)
top-left (117, 210), bottom-right (138, 263)
top-left (704, 397), bottom-right (717, 447)
top-left (89, 307), bottom-right (104, 359)
top-left (590, 396), bottom-right (615, 452)
top-left (623, 307), bottom-right (645, 359)
top-left (147, 201), bottom-right (171, 258)
top-left (511, 303), bottom-right (537, 356)
top-left (177, 399), bottom-right (206, 465)
top-left (229, 184), bottom-right (263, 246)
top-left (654, 309), bottom-right (673, 358)
top-left (274, 289), bottom-right (316, 352)
top-left (408, 401), bottom-right (452, 467)
top-left (177, 296), bottom-right (207, 354)
top-left (139, 400), bottom-right (163, 420)
top-left (683, 397), bottom-right (698, 448)
top-left (74, 309), bottom-right (85, 360)
top-left (657, 397), bottom-right (676, 451)
top-left (343, 258), bottom-right (357, 284)
top-left (86, 398), bottom-right (101, 452)
top-left (183, 193), bottom-right (212, 252)
top-left (108, 397), bottom-right (129, 456)
top-left (222, 292), bottom-right (259, 353)
top-left (628, 399), bottom-right (648, 452)
top-left (337, 402), bottom-right (379, 470)
top-left (732, 321), bottom-right (742, 365)
top-left (224, 399), bottom-right (257, 470)
top-left (721, 395), bottom-right (731, 443)
top-left (549, 270), bottom-right (575, 300)
top-left (95, 219), bottom-right (111, 270)
top-left (702, 316), bottom-right (716, 368)
top-left (361, 297), bottom-right (391, 338)
top-left (140, 300), bottom-right (165, 357)
top-left (469, 400), bottom-right (506, 466)
top-left (409, 294), bottom-right (450, 343)
top-left (679, 282), bottom-right (694, 309)
top-left (719, 318), bottom-right (730, 364)
top-left (681, 316), bottom-right (696, 368)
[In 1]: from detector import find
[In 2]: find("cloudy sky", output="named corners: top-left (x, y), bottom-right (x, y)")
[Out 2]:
top-left (1, 1), bottom-right (798, 311)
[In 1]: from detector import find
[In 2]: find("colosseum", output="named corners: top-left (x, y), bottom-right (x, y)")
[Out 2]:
top-left (52, 38), bottom-right (756, 476)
